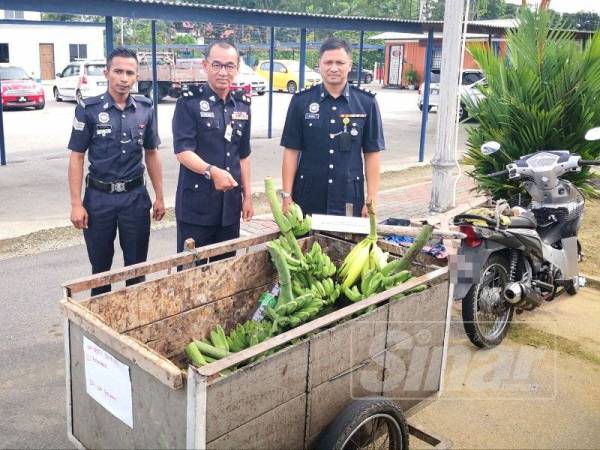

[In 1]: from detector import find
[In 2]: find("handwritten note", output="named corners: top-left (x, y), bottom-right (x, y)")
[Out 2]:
top-left (83, 336), bottom-right (133, 428)
top-left (311, 214), bottom-right (370, 235)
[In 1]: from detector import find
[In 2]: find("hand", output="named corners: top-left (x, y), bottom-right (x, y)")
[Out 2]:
top-left (71, 205), bottom-right (88, 230)
top-left (282, 196), bottom-right (293, 215)
top-left (152, 198), bottom-right (166, 221)
top-left (212, 167), bottom-right (238, 192)
top-left (242, 196), bottom-right (254, 222)
top-left (361, 204), bottom-right (368, 218)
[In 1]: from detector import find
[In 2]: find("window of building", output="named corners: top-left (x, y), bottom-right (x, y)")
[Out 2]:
top-left (69, 44), bottom-right (88, 62)
top-left (0, 43), bottom-right (8, 63)
top-left (4, 10), bottom-right (25, 19)
top-left (431, 47), bottom-right (442, 70)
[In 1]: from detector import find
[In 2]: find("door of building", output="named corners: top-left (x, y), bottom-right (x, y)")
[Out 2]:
top-left (388, 45), bottom-right (404, 87)
top-left (39, 43), bottom-right (55, 80)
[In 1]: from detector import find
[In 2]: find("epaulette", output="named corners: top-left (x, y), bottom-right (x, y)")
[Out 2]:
top-left (294, 84), bottom-right (319, 96)
top-left (181, 84), bottom-right (203, 99)
top-left (80, 95), bottom-right (103, 108)
top-left (350, 84), bottom-right (376, 97)
top-left (132, 94), bottom-right (153, 105)
top-left (233, 90), bottom-right (251, 104)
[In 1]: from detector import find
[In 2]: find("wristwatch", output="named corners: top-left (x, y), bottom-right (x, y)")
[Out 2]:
top-left (203, 164), bottom-right (213, 180)
top-left (280, 191), bottom-right (292, 200)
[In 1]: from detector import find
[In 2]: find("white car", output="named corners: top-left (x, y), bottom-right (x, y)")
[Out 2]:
top-left (232, 61), bottom-right (266, 96)
top-left (417, 69), bottom-right (486, 120)
top-left (53, 60), bottom-right (107, 102)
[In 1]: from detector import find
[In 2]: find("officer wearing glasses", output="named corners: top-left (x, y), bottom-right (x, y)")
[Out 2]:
top-left (172, 40), bottom-right (253, 261)
top-left (281, 37), bottom-right (384, 217)
top-left (68, 47), bottom-right (165, 295)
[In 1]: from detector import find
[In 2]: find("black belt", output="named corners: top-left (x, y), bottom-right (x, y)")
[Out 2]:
top-left (86, 175), bottom-right (144, 193)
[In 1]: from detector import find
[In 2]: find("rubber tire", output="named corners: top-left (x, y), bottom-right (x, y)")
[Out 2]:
top-left (418, 104), bottom-right (432, 112)
top-left (287, 80), bottom-right (297, 94)
top-left (35, 101), bottom-right (45, 110)
top-left (316, 398), bottom-right (409, 450)
top-left (462, 253), bottom-right (514, 349)
top-left (364, 74), bottom-right (373, 84)
top-left (257, 91), bottom-right (266, 96)
top-left (459, 103), bottom-right (468, 121)
top-left (75, 90), bottom-right (83, 103)
top-left (53, 87), bottom-right (62, 102)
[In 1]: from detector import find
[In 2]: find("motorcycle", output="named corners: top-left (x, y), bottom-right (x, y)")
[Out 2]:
top-left (452, 127), bottom-right (600, 348)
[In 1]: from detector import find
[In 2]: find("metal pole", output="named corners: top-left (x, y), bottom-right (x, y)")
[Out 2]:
top-left (0, 75), bottom-right (5, 166)
top-left (105, 16), bottom-right (114, 55)
top-left (418, 29), bottom-right (434, 163)
top-left (151, 20), bottom-right (158, 122)
top-left (429, 0), bottom-right (466, 213)
top-left (299, 28), bottom-right (307, 91)
top-left (268, 27), bottom-right (275, 139)
top-left (357, 30), bottom-right (364, 88)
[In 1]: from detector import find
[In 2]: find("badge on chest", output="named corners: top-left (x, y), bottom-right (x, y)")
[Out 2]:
top-left (96, 124), bottom-right (112, 137)
top-left (232, 111), bottom-right (249, 121)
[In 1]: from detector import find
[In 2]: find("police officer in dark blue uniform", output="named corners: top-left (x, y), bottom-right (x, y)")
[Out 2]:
top-left (281, 37), bottom-right (385, 218)
top-left (68, 48), bottom-right (165, 295)
top-left (172, 40), bottom-right (253, 260)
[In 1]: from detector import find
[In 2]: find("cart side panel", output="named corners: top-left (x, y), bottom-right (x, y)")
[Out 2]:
top-left (305, 355), bottom-right (385, 448)
top-left (308, 305), bottom-right (388, 390)
top-left (125, 284), bottom-right (267, 359)
top-left (69, 322), bottom-right (187, 449)
top-left (82, 250), bottom-right (275, 333)
top-left (206, 394), bottom-right (306, 450)
top-left (387, 283), bottom-right (449, 347)
top-left (205, 341), bottom-right (309, 442)
top-left (382, 321), bottom-right (446, 411)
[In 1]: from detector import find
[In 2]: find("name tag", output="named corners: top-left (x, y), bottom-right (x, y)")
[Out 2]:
top-left (305, 113), bottom-right (320, 120)
top-left (96, 124), bottom-right (112, 137)
top-left (232, 111), bottom-right (249, 121)
top-left (200, 111), bottom-right (215, 118)
top-left (340, 113), bottom-right (367, 118)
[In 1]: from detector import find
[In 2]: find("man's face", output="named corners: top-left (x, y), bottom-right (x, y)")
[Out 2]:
top-left (203, 46), bottom-right (239, 91)
top-left (104, 56), bottom-right (138, 96)
top-left (319, 48), bottom-right (352, 87)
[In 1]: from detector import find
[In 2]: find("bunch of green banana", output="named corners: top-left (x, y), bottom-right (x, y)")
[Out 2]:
top-left (185, 325), bottom-right (230, 367)
top-left (226, 320), bottom-right (273, 353)
top-left (305, 241), bottom-right (337, 279)
top-left (285, 202), bottom-right (312, 237)
top-left (308, 277), bottom-right (341, 305)
top-left (343, 269), bottom-right (413, 303)
top-left (265, 292), bottom-right (323, 329)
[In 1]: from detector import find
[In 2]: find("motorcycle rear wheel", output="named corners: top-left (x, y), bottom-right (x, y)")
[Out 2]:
top-left (462, 254), bottom-right (514, 348)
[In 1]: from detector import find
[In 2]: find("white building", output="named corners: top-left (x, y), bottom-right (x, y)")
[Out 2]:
top-left (0, 10), bottom-right (104, 80)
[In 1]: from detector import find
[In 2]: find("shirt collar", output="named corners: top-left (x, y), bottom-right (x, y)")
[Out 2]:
top-left (102, 91), bottom-right (136, 110)
top-left (318, 83), bottom-right (350, 103)
top-left (205, 83), bottom-right (236, 107)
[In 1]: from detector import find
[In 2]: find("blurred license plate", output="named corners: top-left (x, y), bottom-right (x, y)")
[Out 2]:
top-left (431, 89), bottom-right (439, 95)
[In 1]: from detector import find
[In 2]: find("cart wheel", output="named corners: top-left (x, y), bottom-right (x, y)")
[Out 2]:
top-left (317, 398), bottom-right (409, 450)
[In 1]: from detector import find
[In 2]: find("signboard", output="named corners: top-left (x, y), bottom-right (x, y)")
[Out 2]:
top-left (311, 214), bottom-right (369, 235)
top-left (388, 45), bottom-right (404, 86)
top-left (83, 336), bottom-right (133, 428)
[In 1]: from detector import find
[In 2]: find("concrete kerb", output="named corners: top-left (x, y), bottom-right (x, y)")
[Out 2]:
top-left (582, 274), bottom-right (600, 290)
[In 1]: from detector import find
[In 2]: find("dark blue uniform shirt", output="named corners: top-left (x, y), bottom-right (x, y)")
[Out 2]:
top-left (68, 92), bottom-right (160, 181)
top-left (280, 83), bottom-right (385, 216)
top-left (172, 84), bottom-right (251, 227)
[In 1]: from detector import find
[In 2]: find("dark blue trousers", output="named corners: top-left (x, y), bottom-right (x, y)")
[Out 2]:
top-left (177, 221), bottom-right (240, 265)
top-left (83, 186), bottom-right (151, 296)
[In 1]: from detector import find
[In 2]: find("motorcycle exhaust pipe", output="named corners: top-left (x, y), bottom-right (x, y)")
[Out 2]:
top-left (504, 283), bottom-right (523, 304)
top-left (504, 282), bottom-right (543, 308)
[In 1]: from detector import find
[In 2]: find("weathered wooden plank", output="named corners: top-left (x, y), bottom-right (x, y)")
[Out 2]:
top-left (308, 305), bottom-right (388, 390)
top-left (61, 300), bottom-right (184, 390)
top-left (83, 249), bottom-right (276, 333)
top-left (197, 267), bottom-right (448, 377)
top-left (69, 323), bottom-right (187, 449)
top-left (377, 224), bottom-right (466, 239)
top-left (306, 355), bottom-right (385, 448)
top-left (207, 394), bottom-right (306, 450)
top-left (126, 285), bottom-right (267, 359)
top-left (387, 283), bottom-right (449, 347)
top-left (205, 341), bottom-right (309, 442)
top-left (382, 321), bottom-right (446, 409)
top-left (63, 230), bottom-right (280, 294)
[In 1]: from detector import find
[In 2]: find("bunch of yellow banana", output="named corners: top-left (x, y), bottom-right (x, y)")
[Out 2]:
top-left (285, 202), bottom-right (312, 237)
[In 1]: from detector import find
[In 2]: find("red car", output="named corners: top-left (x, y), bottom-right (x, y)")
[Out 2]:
top-left (1, 65), bottom-right (45, 110)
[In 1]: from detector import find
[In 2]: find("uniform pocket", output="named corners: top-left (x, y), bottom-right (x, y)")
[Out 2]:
top-left (199, 117), bottom-right (222, 131)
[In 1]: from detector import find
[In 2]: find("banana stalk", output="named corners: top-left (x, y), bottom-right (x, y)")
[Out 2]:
top-left (381, 224), bottom-right (434, 276)
top-left (265, 177), bottom-right (304, 261)
top-left (266, 241), bottom-right (294, 307)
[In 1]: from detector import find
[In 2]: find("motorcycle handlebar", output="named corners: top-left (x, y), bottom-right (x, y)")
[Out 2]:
top-left (579, 160), bottom-right (600, 166)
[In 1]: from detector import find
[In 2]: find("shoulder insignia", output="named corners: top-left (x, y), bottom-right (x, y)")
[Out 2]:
top-left (81, 95), bottom-right (103, 108)
top-left (183, 85), bottom-right (204, 98)
top-left (350, 84), bottom-right (376, 97)
top-left (132, 94), bottom-right (153, 105)
top-left (295, 84), bottom-right (318, 96)
top-left (233, 90), bottom-right (251, 104)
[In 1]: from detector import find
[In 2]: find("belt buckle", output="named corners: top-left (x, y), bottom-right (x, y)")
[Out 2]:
top-left (113, 181), bottom-right (126, 193)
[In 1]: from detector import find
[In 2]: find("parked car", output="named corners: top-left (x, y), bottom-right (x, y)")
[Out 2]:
top-left (0, 64), bottom-right (45, 110)
top-left (231, 61), bottom-right (266, 95)
top-left (53, 59), bottom-right (107, 102)
top-left (255, 60), bottom-right (321, 94)
top-left (417, 69), bottom-right (485, 120)
top-left (348, 67), bottom-right (373, 84)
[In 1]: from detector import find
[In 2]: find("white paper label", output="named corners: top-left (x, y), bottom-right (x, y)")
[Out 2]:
top-left (83, 336), bottom-right (133, 428)
top-left (311, 214), bottom-right (370, 235)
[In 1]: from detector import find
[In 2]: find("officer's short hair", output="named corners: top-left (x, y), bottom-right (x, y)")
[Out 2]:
top-left (205, 40), bottom-right (240, 64)
top-left (319, 37), bottom-right (352, 58)
top-left (107, 47), bottom-right (138, 69)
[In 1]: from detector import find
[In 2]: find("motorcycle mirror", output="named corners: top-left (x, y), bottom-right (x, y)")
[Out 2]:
top-left (481, 141), bottom-right (501, 155)
top-left (584, 127), bottom-right (600, 141)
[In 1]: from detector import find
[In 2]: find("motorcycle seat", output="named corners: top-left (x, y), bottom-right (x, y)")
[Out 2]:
top-left (507, 212), bottom-right (537, 229)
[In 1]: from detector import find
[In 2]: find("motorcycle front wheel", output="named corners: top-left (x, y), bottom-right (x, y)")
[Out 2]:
top-left (462, 254), bottom-right (514, 348)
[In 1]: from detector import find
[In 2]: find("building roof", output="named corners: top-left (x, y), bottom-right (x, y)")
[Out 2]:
top-left (369, 32), bottom-right (492, 40)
